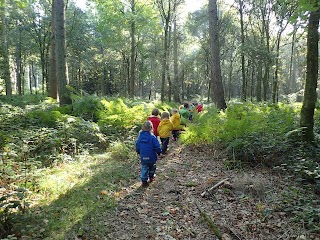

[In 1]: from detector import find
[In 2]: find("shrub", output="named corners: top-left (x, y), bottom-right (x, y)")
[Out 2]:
top-left (26, 110), bottom-right (62, 127)
top-left (108, 141), bottom-right (132, 161)
top-left (181, 102), bottom-right (300, 164)
top-left (72, 95), bottom-right (106, 122)
top-left (98, 98), bottom-right (152, 134)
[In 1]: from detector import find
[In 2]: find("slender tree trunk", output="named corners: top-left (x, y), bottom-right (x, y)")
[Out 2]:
top-left (206, 54), bottom-right (211, 102)
top-left (251, 63), bottom-right (254, 102)
top-left (55, 0), bottom-right (71, 105)
top-left (109, 67), bottom-right (113, 95)
top-left (15, 27), bottom-right (22, 95)
top-left (239, 0), bottom-right (246, 101)
top-left (40, 49), bottom-right (46, 94)
top-left (0, 0), bottom-right (12, 96)
top-left (263, 65), bottom-right (269, 101)
top-left (208, 0), bottom-right (226, 110)
top-left (48, 0), bottom-right (58, 99)
top-left (181, 66), bottom-right (185, 100)
top-left (129, 0), bottom-right (135, 98)
top-left (288, 24), bottom-right (297, 94)
top-left (29, 64), bottom-right (33, 94)
top-left (167, 26), bottom-right (172, 102)
top-left (126, 57), bottom-right (130, 97)
top-left (31, 62), bottom-right (37, 94)
top-left (161, 23), bottom-right (169, 102)
top-left (272, 30), bottom-right (282, 103)
top-left (261, 3), bottom-right (270, 101)
top-left (22, 55), bottom-right (26, 95)
top-left (157, 0), bottom-right (171, 102)
top-left (102, 66), bottom-right (107, 96)
top-left (256, 61), bottom-right (262, 102)
top-left (173, 10), bottom-right (180, 103)
top-left (300, 7), bottom-right (320, 143)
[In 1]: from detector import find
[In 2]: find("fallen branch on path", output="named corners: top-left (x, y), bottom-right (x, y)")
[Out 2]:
top-left (194, 200), bottom-right (222, 240)
top-left (201, 178), bottom-right (230, 197)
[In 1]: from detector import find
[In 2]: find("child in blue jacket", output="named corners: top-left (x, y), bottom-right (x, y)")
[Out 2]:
top-left (136, 121), bottom-right (162, 187)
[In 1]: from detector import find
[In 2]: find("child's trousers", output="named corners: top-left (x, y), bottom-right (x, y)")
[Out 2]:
top-left (140, 162), bottom-right (156, 183)
top-left (160, 137), bottom-right (169, 153)
top-left (172, 130), bottom-right (179, 139)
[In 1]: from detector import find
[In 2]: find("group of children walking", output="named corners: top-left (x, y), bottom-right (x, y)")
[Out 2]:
top-left (135, 102), bottom-right (203, 187)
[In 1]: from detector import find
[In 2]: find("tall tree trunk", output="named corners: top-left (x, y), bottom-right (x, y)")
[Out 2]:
top-left (256, 61), bottom-right (262, 102)
top-left (48, 0), bottom-right (58, 99)
top-left (129, 0), bottom-right (135, 98)
top-left (250, 62), bottom-right (254, 101)
top-left (156, 0), bottom-right (171, 102)
top-left (239, 0), bottom-right (246, 101)
top-left (261, 2), bottom-right (271, 101)
top-left (0, 0), bottom-right (12, 96)
top-left (102, 66), bottom-right (107, 96)
top-left (167, 26), bottom-right (172, 102)
top-left (273, 18), bottom-right (288, 103)
top-left (300, 7), bottom-right (320, 143)
top-left (263, 64), bottom-right (269, 101)
top-left (15, 27), bottom-right (22, 95)
top-left (55, 0), bottom-right (71, 105)
top-left (208, 0), bottom-right (226, 110)
top-left (31, 62), bottom-right (37, 94)
top-left (173, 9), bottom-right (180, 103)
top-left (272, 30), bottom-right (282, 103)
top-left (181, 66), bottom-right (185, 100)
top-left (288, 24), bottom-right (297, 94)
top-left (206, 54), bottom-right (211, 102)
top-left (161, 22), bottom-right (169, 102)
top-left (40, 48), bottom-right (46, 95)
top-left (109, 67), bottom-right (113, 95)
top-left (29, 64), bottom-right (32, 94)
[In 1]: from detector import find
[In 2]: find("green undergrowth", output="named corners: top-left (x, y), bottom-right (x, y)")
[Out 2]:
top-left (181, 102), bottom-right (318, 163)
top-left (0, 94), bottom-right (176, 239)
top-left (181, 101), bottom-right (320, 231)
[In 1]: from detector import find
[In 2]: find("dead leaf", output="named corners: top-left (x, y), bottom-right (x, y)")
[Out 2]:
top-left (100, 190), bottom-right (108, 195)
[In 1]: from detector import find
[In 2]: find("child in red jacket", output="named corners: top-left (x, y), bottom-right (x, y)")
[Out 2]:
top-left (147, 108), bottom-right (161, 137)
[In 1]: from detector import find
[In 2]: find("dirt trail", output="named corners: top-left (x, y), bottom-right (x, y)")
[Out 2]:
top-left (84, 142), bottom-right (319, 240)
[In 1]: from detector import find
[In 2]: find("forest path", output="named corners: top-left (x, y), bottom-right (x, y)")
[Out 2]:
top-left (82, 141), bottom-right (317, 240)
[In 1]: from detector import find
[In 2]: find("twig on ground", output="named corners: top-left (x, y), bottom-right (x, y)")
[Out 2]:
top-left (201, 178), bottom-right (230, 197)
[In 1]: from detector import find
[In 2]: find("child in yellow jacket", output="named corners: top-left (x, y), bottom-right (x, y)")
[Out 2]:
top-left (157, 111), bottom-right (174, 154)
top-left (170, 108), bottom-right (182, 141)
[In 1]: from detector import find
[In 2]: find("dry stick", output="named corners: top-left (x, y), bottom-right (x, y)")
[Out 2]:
top-left (201, 178), bottom-right (230, 197)
top-left (194, 200), bottom-right (222, 240)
